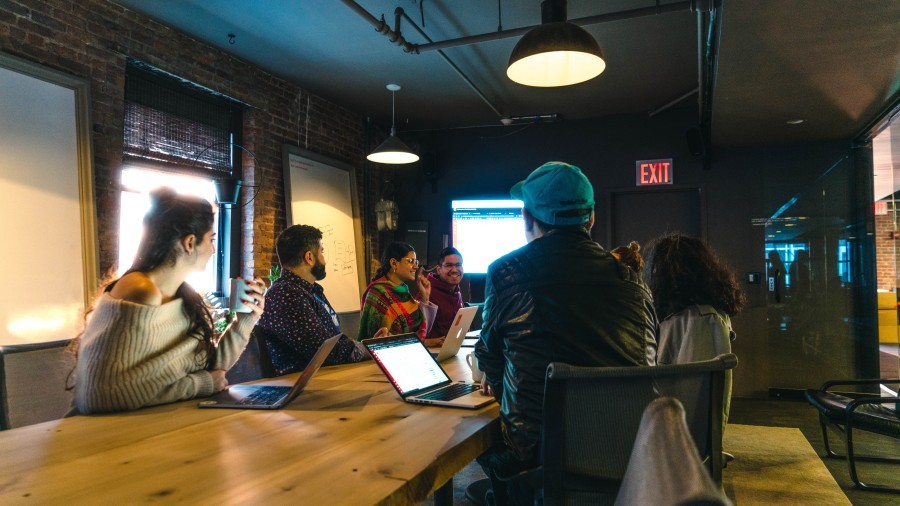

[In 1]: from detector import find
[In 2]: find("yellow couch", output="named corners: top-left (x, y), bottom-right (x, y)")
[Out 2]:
top-left (877, 291), bottom-right (898, 344)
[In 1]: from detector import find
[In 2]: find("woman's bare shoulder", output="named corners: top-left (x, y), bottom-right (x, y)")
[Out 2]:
top-left (108, 272), bottom-right (163, 305)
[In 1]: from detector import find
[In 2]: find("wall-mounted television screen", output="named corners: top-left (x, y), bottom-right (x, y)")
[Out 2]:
top-left (451, 199), bottom-right (527, 274)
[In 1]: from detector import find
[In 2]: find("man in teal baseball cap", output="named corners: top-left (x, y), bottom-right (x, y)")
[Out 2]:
top-left (510, 161), bottom-right (596, 236)
top-left (473, 161), bottom-right (658, 504)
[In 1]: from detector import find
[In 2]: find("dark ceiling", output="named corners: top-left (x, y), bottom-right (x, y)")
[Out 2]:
top-left (111, 0), bottom-right (900, 147)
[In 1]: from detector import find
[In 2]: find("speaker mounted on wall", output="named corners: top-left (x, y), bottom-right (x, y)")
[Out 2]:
top-left (686, 126), bottom-right (706, 157)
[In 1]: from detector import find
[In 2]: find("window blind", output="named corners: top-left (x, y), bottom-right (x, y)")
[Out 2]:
top-left (123, 61), bottom-right (239, 177)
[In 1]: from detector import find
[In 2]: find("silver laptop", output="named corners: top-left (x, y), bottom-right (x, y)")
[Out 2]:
top-left (363, 333), bottom-right (495, 409)
top-left (462, 328), bottom-right (481, 348)
top-left (430, 306), bottom-right (478, 361)
top-left (198, 334), bottom-right (341, 409)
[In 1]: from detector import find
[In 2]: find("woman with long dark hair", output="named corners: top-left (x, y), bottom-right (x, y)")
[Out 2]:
top-left (357, 241), bottom-right (437, 343)
top-left (645, 234), bottom-right (745, 428)
top-left (73, 188), bottom-right (265, 413)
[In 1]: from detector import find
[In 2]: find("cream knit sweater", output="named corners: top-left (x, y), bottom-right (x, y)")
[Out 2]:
top-left (74, 293), bottom-right (258, 413)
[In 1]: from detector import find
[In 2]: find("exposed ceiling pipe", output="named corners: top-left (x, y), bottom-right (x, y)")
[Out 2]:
top-left (339, 0), bottom-right (417, 53)
top-left (341, 0), bottom-right (702, 126)
top-left (416, 1), bottom-right (694, 53)
top-left (396, 8), bottom-right (503, 118)
top-left (502, 113), bottom-right (560, 125)
top-left (342, 0), bottom-right (694, 55)
top-left (698, 1), bottom-right (720, 168)
top-left (648, 87), bottom-right (699, 118)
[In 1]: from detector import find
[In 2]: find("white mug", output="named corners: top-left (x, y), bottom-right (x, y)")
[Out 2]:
top-left (466, 352), bottom-right (484, 383)
top-left (228, 278), bottom-right (253, 313)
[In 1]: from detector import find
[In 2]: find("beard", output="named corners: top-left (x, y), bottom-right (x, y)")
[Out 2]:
top-left (311, 259), bottom-right (327, 281)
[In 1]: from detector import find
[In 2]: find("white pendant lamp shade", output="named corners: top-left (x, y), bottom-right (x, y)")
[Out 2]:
top-left (367, 84), bottom-right (419, 164)
top-left (507, 21), bottom-right (606, 87)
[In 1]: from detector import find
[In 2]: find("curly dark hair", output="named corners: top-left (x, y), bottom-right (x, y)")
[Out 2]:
top-left (645, 234), bottom-right (745, 318)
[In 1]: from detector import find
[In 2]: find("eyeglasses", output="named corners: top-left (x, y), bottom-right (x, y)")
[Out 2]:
top-left (441, 263), bottom-right (463, 269)
top-left (401, 258), bottom-right (419, 266)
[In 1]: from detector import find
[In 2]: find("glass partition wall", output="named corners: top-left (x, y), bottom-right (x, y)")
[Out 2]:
top-left (763, 122), bottom-right (898, 392)
top-left (765, 154), bottom-right (864, 389)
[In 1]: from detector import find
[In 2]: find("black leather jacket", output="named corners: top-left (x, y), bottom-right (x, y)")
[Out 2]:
top-left (475, 228), bottom-right (658, 465)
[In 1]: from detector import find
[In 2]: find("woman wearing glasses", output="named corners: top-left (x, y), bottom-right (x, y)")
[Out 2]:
top-left (358, 241), bottom-right (437, 343)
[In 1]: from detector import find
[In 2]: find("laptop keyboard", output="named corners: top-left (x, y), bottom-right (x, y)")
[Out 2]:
top-left (417, 383), bottom-right (479, 401)
top-left (239, 386), bottom-right (290, 405)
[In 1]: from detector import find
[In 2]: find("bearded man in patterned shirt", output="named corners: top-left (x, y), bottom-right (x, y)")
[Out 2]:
top-left (256, 225), bottom-right (368, 374)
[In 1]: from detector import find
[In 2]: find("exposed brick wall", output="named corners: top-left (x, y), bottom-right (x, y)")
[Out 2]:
top-left (875, 212), bottom-right (899, 290)
top-left (0, 0), bottom-right (384, 287)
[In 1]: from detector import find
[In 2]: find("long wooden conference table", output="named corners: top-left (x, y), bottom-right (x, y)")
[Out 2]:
top-left (0, 352), bottom-right (500, 505)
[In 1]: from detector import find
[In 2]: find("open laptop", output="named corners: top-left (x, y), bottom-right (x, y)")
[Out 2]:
top-left (462, 328), bottom-right (481, 348)
top-left (363, 333), bottom-right (494, 409)
top-left (198, 334), bottom-right (341, 409)
top-left (430, 306), bottom-right (478, 361)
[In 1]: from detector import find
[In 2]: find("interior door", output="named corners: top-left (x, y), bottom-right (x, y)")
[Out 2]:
top-left (607, 186), bottom-right (705, 248)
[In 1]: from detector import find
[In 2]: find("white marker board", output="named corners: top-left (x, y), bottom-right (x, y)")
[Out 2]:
top-left (282, 145), bottom-right (364, 312)
top-left (0, 53), bottom-right (97, 345)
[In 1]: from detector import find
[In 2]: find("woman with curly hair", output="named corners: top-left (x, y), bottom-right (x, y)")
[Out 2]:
top-left (73, 188), bottom-right (266, 413)
top-left (645, 234), bottom-right (745, 428)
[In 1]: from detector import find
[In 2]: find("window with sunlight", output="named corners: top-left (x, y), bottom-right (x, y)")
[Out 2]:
top-left (118, 167), bottom-right (219, 294)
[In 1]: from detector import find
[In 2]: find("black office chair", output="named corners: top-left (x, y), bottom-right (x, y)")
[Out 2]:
top-left (225, 327), bottom-right (276, 384)
top-left (805, 378), bottom-right (900, 493)
top-left (0, 339), bottom-right (75, 430)
top-left (539, 354), bottom-right (737, 505)
top-left (613, 396), bottom-right (731, 506)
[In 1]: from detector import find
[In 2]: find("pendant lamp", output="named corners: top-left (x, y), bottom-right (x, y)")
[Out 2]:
top-left (507, 0), bottom-right (606, 87)
top-left (367, 84), bottom-right (419, 164)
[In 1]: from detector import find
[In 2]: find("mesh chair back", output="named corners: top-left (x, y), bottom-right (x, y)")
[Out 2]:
top-left (225, 327), bottom-right (276, 384)
top-left (542, 354), bottom-right (737, 505)
top-left (0, 340), bottom-right (75, 430)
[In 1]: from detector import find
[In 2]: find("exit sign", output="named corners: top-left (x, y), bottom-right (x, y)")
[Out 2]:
top-left (636, 159), bottom-right (673, 186)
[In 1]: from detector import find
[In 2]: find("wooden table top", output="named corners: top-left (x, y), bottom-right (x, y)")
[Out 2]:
top-left (0, 352), bottom-right (499, 505)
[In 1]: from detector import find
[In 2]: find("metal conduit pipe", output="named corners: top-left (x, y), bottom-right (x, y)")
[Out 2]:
top-left (343, 0), bottom-right (698, 55)
top-left (648, 87), bottom-right (699, 118)
top-left (339, 0), bottom-right (418, 53)
top-left (396, 8), bottom-right (503, 118)
top-left (416, 1), bottom-right (694, 53)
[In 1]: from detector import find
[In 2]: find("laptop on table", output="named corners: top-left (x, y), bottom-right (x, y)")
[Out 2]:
top-left (462, 328), bottom-right (481, 348)
top-left (430, 305), bottom-right (478, 361)
top-left (363, 333), bottom-right (494, 409)
top-left (198, 333), bottom-right (341, 409)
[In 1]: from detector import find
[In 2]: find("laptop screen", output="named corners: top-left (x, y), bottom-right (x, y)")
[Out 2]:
top-left (366, 334), bottom-right (451, 396)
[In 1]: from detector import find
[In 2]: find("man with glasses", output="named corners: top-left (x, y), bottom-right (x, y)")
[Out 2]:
top-left (256, 225), bottom-right (368, 375)
top-left (426, 247), bottom-right (466, 339)
top-left (473, 162), bottom-right (658, 505)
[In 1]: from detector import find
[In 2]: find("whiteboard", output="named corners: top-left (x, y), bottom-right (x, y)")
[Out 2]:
top-left (0, 53), bottom-right (97, 345)
top-left (282, 145), bottom-right (364, 312)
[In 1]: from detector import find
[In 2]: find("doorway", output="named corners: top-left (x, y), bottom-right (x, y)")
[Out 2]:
top-left (872, 123), bottom-right (900, 380)
top-left (607, 186), bottom-right (705, 248)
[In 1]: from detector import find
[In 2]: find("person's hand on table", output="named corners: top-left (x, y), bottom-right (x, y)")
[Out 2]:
top-left (422, 336), bottom-right (445, 348)
top-left (480, 376), bottom-right (494, 397)
top-left (210, 369), bottom-right (228, 392)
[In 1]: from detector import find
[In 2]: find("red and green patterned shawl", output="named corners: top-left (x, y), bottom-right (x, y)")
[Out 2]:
top-left (357, 277), bottom-right (426, 341)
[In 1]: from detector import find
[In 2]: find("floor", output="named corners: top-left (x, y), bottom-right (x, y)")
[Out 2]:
top-left (425, 397), bottom-right (899, 505)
